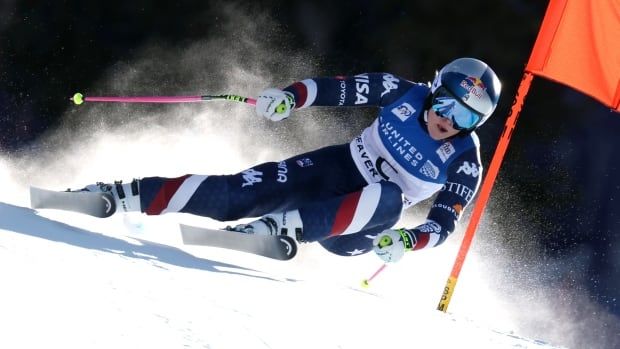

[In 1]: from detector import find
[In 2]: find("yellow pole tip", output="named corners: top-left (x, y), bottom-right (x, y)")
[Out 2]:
top-left (361, 280), bottom-right (369, 288)
top-left (72, 92), bottom-right (84, 105)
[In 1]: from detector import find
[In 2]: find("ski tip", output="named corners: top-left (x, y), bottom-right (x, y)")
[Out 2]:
top-left (29, 186), bottom-right (116, 218)
top-left (179, 224), bottom-right (190, 244)
top-left (29, 186), bottom-right (49, 209)
top-left (179, 224), bottom-right (298, 261)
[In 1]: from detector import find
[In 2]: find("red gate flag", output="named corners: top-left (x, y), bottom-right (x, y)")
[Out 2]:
top-left (526, 0), bottom-right (620, 111)
top-left (438, 0), bottom-right (618, 313)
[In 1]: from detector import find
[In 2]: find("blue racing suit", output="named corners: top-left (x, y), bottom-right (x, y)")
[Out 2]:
top-left (138, 73), bottom-right (483, 256)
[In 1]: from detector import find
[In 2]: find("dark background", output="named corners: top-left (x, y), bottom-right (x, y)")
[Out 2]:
top-left (1, 0), bottom-right (619, 337)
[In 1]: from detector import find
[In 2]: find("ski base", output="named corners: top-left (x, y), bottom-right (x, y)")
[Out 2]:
top-left (30, 186), bottom-right (116, 218)
top-left (180, 224), bottom-right (297, 260)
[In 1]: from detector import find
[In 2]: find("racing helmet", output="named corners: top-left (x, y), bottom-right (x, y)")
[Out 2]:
top-left (430, 58), bottom-right (501, 130)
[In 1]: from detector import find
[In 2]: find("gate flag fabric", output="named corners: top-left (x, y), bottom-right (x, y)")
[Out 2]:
top-left (526, 0), bottom-right (620, 111)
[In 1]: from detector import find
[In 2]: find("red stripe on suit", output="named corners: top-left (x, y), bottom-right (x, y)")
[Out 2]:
top-left (290, 81), bottom-right (308, 107)
top-left (145, 175), bottom-right (191, 215)
top-left (413, 233), bottom-right (429, 250)
top-left (329, 191), bottom-right (362, 236)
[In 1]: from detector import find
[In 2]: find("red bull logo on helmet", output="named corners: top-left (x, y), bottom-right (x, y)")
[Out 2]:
top-left (460, 76), bottom-right (486, 99)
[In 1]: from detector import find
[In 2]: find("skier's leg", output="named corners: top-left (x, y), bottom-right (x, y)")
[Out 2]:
top-left (300, 180), bottom-right (403, 242)
top-left (315, 182), bottom-right (403, 256)
top-left (318, 229), bottom-right (383, 257)
top-left (236, 181), bottom-right (403, 244)
top-left (99, 144), bottom-right (367, 219)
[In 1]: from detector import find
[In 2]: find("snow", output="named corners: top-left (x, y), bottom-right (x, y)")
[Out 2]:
top-left (0, 202), bottom-right (562, 349)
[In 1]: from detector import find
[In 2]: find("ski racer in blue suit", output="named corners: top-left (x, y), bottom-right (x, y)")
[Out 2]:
top-left (90, 57), bottom-right (502, 263)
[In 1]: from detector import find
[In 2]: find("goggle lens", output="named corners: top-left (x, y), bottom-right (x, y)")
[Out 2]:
top-left (431, 89), bottom-right (482, 130)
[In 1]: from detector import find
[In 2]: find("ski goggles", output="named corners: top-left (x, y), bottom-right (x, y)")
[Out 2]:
top-left (431, 88), bottom-right (483, 130)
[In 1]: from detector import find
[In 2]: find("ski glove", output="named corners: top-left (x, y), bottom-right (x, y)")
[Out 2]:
top-left (256, 88), bottom-right (296, 121)
top-left (373, 229), bottom-right (415, 263)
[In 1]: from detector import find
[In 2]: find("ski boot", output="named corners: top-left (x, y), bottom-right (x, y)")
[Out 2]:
top-left (83, 179), bottom-right (142, 213)
top-left (226, 209), bottom-right (304, 242)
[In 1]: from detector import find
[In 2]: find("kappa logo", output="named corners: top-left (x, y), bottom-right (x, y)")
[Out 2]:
top-left (436, 142), bottom-right (456, 163)
top-left (457, 161), bottom-right (479, 177)
top-left (296, 158), bottom-right (313, 167)
top-left (391, 102), bottom-right (416, 122)
top-left (419, 160), bottom-right (439, 179)
top-left (418, 220), bottom-right (441, 234)
top-left (381, 73), bottom-right (399, 97)
top-left (241, 168), bottom-right (263, 187)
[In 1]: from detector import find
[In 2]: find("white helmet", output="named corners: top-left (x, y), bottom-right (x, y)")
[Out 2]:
top-left (431, 57), bottom-right (501, 130)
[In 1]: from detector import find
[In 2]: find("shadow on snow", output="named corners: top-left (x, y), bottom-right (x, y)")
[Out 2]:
top-left (0, 201), bottom-right (283, 282)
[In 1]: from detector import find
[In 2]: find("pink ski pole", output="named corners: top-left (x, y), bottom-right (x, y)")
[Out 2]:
top-left (70, 92), bottom-right (256, 106)
top-left (361, 264), bottom-right (387, 288)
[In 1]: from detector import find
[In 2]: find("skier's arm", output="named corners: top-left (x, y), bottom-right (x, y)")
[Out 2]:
top-left (409, 149), bottom-right (482, 250)
top-left (282, 73), bottom-right (415, 109)
top-left (256, 73), bottom-right (415, 121)
top-left (373, 148), bottom-right (482, 262)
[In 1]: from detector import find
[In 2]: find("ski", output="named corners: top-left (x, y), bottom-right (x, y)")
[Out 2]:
top-left (180, 224), bottom-right (297, 260)
top-left (30, 186), bottom-right (116, 218)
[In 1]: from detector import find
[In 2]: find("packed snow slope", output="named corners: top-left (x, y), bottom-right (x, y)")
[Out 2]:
top-left (0, 197), bottom-right (562, 349)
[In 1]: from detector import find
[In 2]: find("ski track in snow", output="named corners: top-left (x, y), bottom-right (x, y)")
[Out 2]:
top-left (0, 199), bottom-right (563, 349)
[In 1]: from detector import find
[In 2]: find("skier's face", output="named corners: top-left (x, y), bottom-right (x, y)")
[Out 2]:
top-left (427, 108), bottom-right (461, 140)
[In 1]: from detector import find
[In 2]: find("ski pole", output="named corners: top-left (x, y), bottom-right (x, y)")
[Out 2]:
top-left (70, 92), bottom-right (257, 106)
top-left (361, 263), bottom-right (387, 288)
